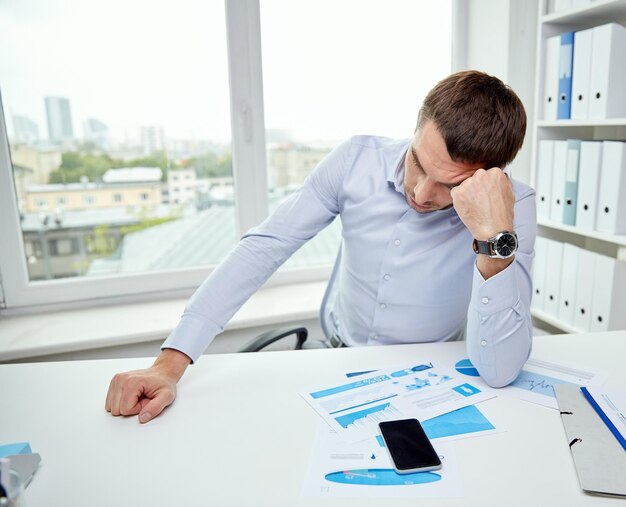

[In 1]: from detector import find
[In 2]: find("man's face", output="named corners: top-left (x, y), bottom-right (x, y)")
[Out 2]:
top-left (403, 121), bottom-right (484, 213)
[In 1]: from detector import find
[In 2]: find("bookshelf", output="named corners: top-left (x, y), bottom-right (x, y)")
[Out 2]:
top-left (531, 0), bottom-right (626, 332)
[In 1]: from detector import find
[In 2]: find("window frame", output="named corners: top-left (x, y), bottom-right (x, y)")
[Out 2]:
top-left (0, 0), bottom-right (457, 312)
top-left (0, 0), bottom-right (331, 312)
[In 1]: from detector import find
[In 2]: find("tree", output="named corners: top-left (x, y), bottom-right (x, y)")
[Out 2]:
top-left (188, 152), bottom-right (232, 178)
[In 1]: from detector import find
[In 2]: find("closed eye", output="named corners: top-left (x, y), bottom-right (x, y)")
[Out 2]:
top-left (411, 146), bottom-right (460, 190)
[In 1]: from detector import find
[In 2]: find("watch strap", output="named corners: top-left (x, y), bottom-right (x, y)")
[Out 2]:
top-left (472, 239), bottom-right (493, 256)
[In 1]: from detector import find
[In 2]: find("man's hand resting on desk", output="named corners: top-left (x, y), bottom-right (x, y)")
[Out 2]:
top-left (105, 348), bottom-right (191, 423)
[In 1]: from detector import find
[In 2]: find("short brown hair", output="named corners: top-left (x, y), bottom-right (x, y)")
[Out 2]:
top-left (416, 70), bottom-right (526, 169)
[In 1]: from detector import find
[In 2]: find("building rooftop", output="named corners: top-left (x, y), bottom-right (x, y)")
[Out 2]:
top-left (26, 180), bottom-right (162, 193)
top-left (87, 203), bottom-right (341, 275)
top-left (103, 167), bottom-right (162, 183)
top-left (20, 205), bottom-right (179, 231)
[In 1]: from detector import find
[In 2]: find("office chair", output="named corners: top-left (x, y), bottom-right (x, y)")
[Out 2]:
top-left (238, 246), bottom-right (344, 352)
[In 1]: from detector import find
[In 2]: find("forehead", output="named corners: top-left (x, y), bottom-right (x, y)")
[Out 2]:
top-left (412, 121), bottom-right (483, 182)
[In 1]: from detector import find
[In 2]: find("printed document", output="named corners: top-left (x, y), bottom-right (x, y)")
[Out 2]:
top-left (302, 422), bottom-right (462, 499)
top-left (301, 361), bottom-right (494, 442)
top-left (454, 357), bottom-right (608, 409)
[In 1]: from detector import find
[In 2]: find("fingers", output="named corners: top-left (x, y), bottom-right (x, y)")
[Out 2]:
top-left (105, 369), bottom-right (176, 424)
top-left (138, 387), bottom-right (176, 424)
top-left (105, 371), bottom-right (149, 417)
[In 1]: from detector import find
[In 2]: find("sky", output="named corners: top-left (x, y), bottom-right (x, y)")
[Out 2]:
top-left (0, 0), bottom-right (451, 145)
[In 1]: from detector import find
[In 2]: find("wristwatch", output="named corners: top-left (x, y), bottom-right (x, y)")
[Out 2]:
top-left (472, 231), bottom-right (518, 259)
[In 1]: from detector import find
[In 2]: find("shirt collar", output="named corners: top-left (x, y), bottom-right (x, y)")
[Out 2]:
top-left (388, 139), bottom-right (411, 195)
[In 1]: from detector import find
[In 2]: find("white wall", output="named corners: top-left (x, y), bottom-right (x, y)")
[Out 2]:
top-left (453, 0), bottom-right (539, 184)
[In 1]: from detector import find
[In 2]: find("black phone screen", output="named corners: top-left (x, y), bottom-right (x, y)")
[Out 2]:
top-left (379, 418), bottom-right (441, 471)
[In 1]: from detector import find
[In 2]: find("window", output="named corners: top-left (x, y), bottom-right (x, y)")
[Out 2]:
top-left (24, 240), bottom-right (43, 259)
top-left (0, 0), bottom-right (453, 309)
top-left (48, 238), bottom-right (79, 257)
top-left (260, 0), bottom-right (452, 268)
top-left (0, 0), bottom-right (238, 306)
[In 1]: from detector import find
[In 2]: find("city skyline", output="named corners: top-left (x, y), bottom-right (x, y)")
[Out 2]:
top-left (0, 0), bottom-right (451, 145)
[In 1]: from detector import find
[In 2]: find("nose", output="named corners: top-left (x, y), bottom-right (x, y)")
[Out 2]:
top-left (413, 177), bottom-right (443, 205)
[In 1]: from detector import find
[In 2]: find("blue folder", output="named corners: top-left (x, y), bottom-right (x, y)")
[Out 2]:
top-left (557, 32), bottom-right (574, 120)
top-left (581, 387), bottom-right (626, 452)
top-left (563, 139), bottom-right (581, 225)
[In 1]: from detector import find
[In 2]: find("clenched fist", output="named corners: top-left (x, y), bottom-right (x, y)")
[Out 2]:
top-left (450, 167), bottom-right (515, 241)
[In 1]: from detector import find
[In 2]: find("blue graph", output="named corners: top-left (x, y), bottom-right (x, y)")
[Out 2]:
top-left (421, 405), bottom-right (494, 439)
top-left (455, 359), bottom-right (480, 377)
top-left (335, 402), bottom-right (399, 428)
top-left (456, 359), bottom-right (570, 398)
top-left (325, 469), bottom-right (441, 486)
top-left (511, 370), bottom-right (568, 397)
top-left (405, 378), bottom-right (430, 391)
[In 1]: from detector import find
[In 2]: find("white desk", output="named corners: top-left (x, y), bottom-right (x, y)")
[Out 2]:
top-left (1, 331), bottom-right (625, 506)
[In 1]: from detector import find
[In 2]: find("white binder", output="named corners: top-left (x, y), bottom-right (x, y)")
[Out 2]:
top-left (558, 243), bottom-right (579, 327)
top-left (549, 141), bottom-right (567, 223)
top-left (588, 23), bottom-right (626, 119)
top-left (553, 0), bottom-right (572, 13)
top-left (571, 28), bottom-right (593, 119)
top-left (595, 141), bottom-right (626, 234)
top-left (543, 239), bottom-right (564, 318)
top-left (590, 255), bottom-right (626, 332)
top-left (543, 36), bottom-right (561, 121)
top-left (573, 248), bottom-right (596, 332)
top-left (536, 140), bottom-right (554, 221)
top-left (575, 141), bottom-right (602, 231)
top-left (531, 236), bottom-right (549, 312)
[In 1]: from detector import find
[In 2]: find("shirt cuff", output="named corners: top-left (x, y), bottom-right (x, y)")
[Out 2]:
top-left (471, 260), bottom-right (521, 315)
top-left (161, 313), bottom-right (223, 364)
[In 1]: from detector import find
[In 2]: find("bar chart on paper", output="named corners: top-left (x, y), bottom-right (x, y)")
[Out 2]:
top-left (334, 403), bottom-right (403, 430)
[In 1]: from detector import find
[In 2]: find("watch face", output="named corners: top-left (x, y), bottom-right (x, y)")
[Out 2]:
top-left (495, 233), bottom-right (518, 257)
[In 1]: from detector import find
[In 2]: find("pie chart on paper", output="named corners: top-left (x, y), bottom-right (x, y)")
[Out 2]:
top-left (325, 469), bottom-right (441, 486)
top-left (455, 359), bottom-right (480, 377)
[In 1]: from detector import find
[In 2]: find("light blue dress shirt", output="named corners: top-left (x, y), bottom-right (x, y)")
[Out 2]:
top-left (163, 136), bottom-right (537, 387)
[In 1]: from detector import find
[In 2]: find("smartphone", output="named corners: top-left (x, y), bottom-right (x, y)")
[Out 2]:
top-left (378, 418), bottom-right (442, 474)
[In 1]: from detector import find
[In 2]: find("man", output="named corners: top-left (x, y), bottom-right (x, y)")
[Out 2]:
top-left (106, 70), bottom-right (536, 424)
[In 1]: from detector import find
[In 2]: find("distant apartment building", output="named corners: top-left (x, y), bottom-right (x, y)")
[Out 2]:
top-left (268, 144), bottom-right (331, 188)
top-left (12, 115), bottom-right (40, 144)
top-left (140, 126), bottom-right (165, 155)
top-left (10, 144), bottom-right (62, 185)
top-left (83, 118), bottom-right (111, 151)
top-left (45, 96), bottom-right (74, 143)
top-left (167, 169), bottom-right (197, 204)
top-left (25, 181), bottom-right (163, 212)
top-left (21, 208), bottom-right (144, 280)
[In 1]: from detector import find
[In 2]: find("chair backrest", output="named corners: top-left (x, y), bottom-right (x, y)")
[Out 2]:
top-left (319, 243), bottom-right (343, 339)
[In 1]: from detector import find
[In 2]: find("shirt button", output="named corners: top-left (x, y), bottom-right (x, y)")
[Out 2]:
top-left (481, 297), bottom-right (489, 304)
top-left (379, 303), bottom-right (387, 309)
top-left (394, 239), bottom-right (401, 246)
top-left (480, 340), bottom-right (487, 347)
top-left (384, 274), bottom-right (391, 281)
top-left (372, 335), bottom-right (379, 341)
